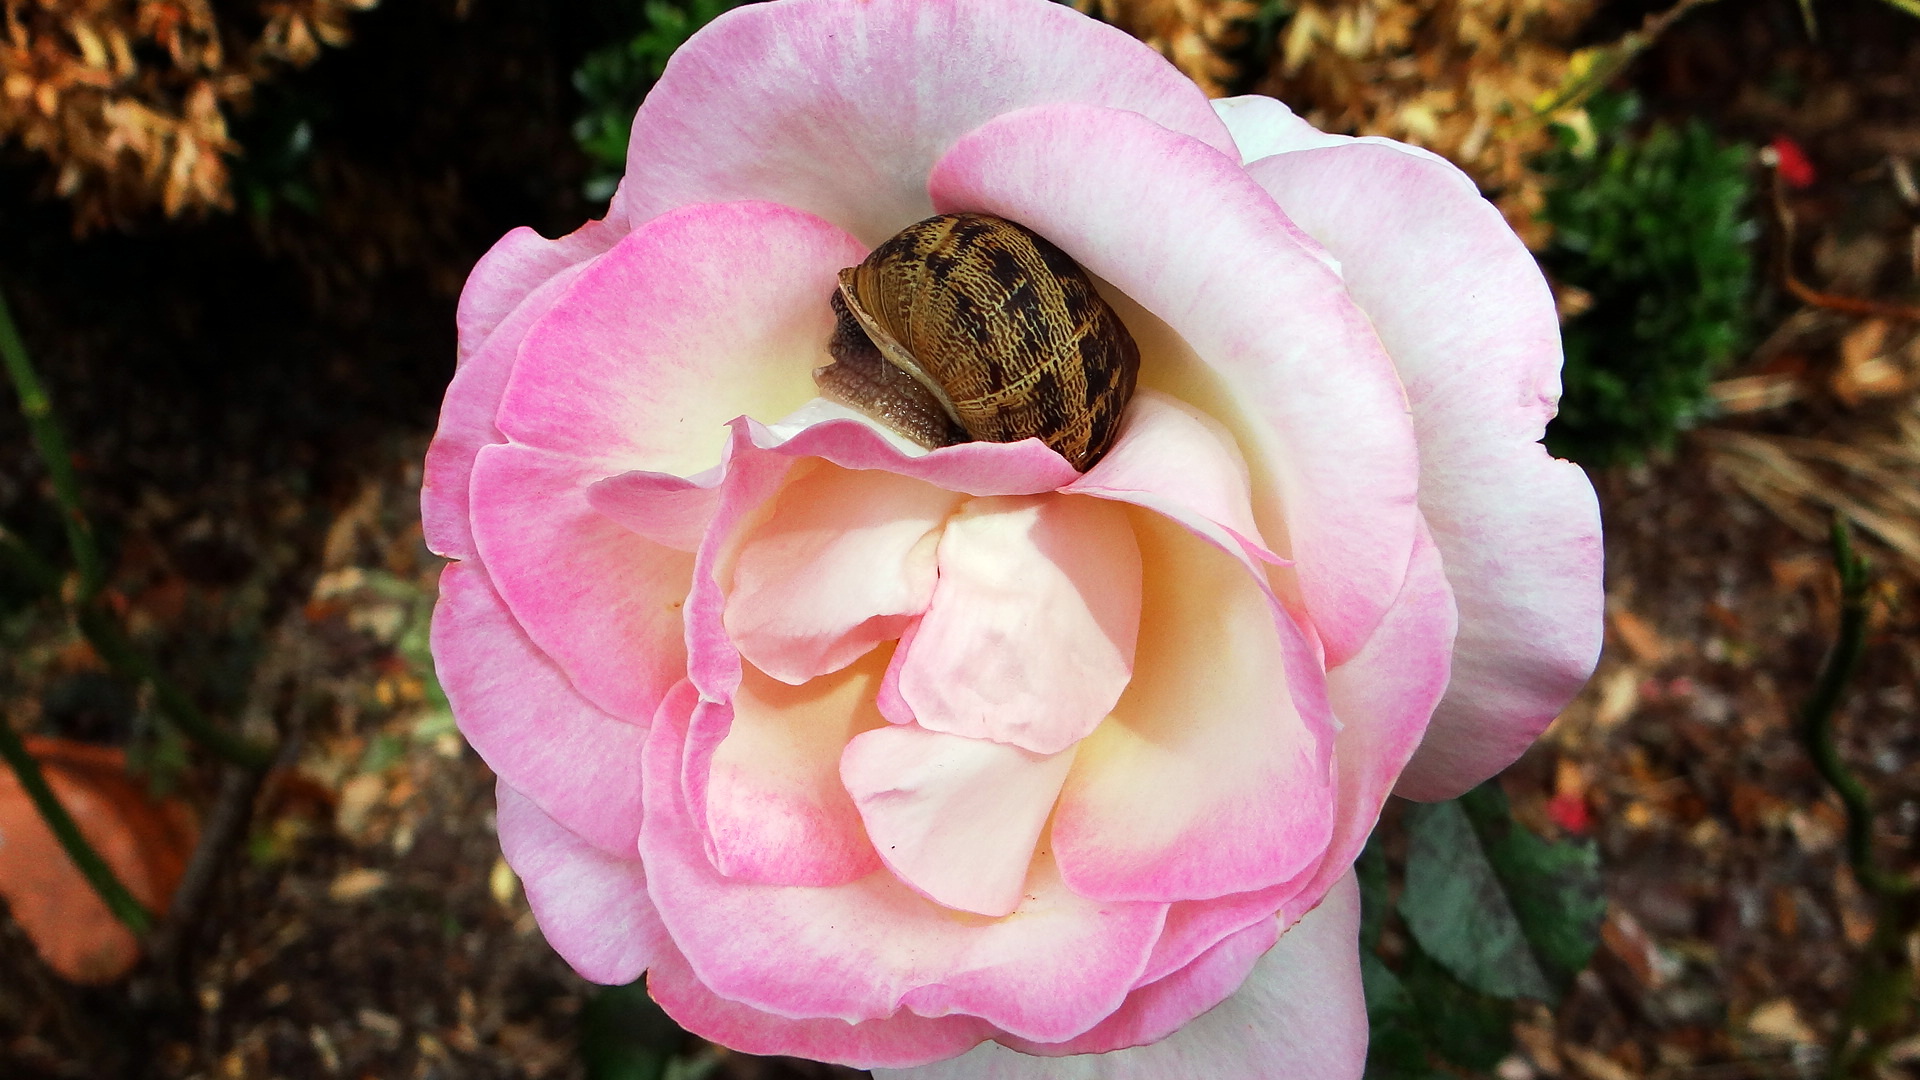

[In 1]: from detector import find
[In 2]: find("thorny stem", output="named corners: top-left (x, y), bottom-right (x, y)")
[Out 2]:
top-left (0, 717), bottom-right (155, 936)
top-left (0, 285), bottom-right (104, 601)
top-left (1801, 517), bottom-right (1917, 1079)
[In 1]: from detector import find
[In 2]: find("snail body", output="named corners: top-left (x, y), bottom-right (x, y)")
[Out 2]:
top-left (813, 213), bottom-right (1139, 472)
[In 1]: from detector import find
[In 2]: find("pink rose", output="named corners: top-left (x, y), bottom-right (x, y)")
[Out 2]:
top-left (421, 0), bottom-right (1603, 1075)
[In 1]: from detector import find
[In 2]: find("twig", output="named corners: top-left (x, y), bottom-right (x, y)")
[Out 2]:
top-left (0, 284), bottom-right (104, 600)
top-left (1532, 0), bottom-right (1724, 120)
top-left (1763, 167), bottom-right (1920, 322)
top-left (1800, 518), bottom-right (1918, 1080)
top-left (4, 525), bottom-right (274, 768)
top-left (0, 718), bottom-right (154, 935)
top-left (75, 606), bottom-right (276, 769)
top-left (145, 614), bottom-right (310, 979)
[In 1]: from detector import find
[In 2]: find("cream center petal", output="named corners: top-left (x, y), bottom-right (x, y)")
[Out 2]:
top-left (840, 724), bottom-right (1078, 918)
top-left (898, 493), bottom-right (1142, 756)
top-left (724, 464), bottom-right (965, 685)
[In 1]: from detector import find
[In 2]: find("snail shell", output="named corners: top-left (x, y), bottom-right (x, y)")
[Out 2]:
top-left (813, 212), bottom-right (1140, 472)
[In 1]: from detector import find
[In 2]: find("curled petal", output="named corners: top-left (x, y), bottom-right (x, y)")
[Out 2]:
top-left (1051, 509), bottom-right (1335, 902)
top-left (693, 654), bottom-right (888, 887)
top-left (1000, 917), bottom-right (1279, 1058)
top-left (641, 691), bottom-right (1168, 1044)
top-left (648, 945), bottom-right (992, 1069)
top-left (900, 495), bottom-right (1141, 756)
top-left (726, 466), bottom-right (961, 685)
top-left (456, 220), bottom-right (623, 368)
top-left (1067, 389), bottom-right (1279, 565)
top-left (842, 725), bottom-right (1077, 917)
top-left (424, 259), bottom-right (595, 562)
top-left (589, 468), bottom-right (723, 553)
top-left (499, 201), bottom-right (865, 479)
top-left (469, 443), bottom-right (693, 722)
top-left (1291, 521), bottom-right (1455, 916)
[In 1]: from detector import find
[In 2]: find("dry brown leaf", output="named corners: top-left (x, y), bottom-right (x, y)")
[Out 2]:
top-left (1077, 0), bottom-right (1259, 97)
top-left (327, 867), bottom-right (390, 902)
top-left (1607, 608), bottom-right (1669, 664)
top-left (0, 737), bottom-right (198, 984)
top-left (1247, 0), bottom-right (1599, 246)
top-left (0, 0), bottom-right (379, 229)
top-left (1745, 998), bottom-right (1819, 1044)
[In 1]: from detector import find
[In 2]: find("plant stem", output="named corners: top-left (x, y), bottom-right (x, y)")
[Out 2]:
top-left (0, 719), bottom-right (155, 935)
top-left (0, 297), bottom-right (275, 770)
top-left (0, 285), bottom-right (104, 601)
top-left (1799, 518), bottom-right (1895, 895)
top-left (1802, 517), bottom-right (1917, 1079)
top-left (0, 528), bottom-right (274, 770)
top-left (78, 606), bottom-right (277, 769)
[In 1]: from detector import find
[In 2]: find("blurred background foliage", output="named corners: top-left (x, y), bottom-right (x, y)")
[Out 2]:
top-left (1540, 91), bottom-right (1758, 466)
top-left (4, 0), bottom-right (1920, 1078)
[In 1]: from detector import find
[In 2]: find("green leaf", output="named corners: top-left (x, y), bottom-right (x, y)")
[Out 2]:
top-left (1399, 944), bottom-right (1517, 1070)
top-left (1400, 796), bottom-right (1555, 1001)
top-left (1362, 953), bottom-right (1445, 1080)
top-left (580, 979), bottom-right (684, 1080)
top-left (1399, 785), bottom-right (1605, 1004)
top-left (1357, 833), bottom-right (1390, 950)
top-left (1363, 944), bottom-right (1514, 1078)
top-left (1459, 783), bottom-right (1607, 990)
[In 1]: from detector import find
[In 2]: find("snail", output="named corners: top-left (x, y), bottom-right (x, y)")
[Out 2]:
top-left (813, 212), bottom-right (1140, 472)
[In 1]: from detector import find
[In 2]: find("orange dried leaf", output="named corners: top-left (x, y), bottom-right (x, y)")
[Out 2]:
top-left (0, 737), bottom-right (198, 984)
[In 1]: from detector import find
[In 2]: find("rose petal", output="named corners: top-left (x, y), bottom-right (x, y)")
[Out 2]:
top-left (726, 465), bottom-right (961, 684)
top-left (1210, 94), bottom-right (1343, 162)
top-left (877, 616), bottom-right (921, 726)
top-left (929, 102), bottom-right (1421, 666)
top-left (456, 219), bottom-right (622, 368)
top-left (495, 780), bottom-right (659, 985)
top-left (1214, 94), bottom-right (1466, 173)
top-left (1066, 390), bottom-right (1279, 565)
top-left (695, 653), bottom-right (888, 887)
top-left (1244, 142), bottom-right (1603, 799)
top-left (1290, 521), bottom-right (1455, 915)
top-left (469, 443), bottom-right (693, 722)
top-left (588, 468), bottom-right (723, 553)
top-left (648, 945), bottom-right (992, 1069)
top-left (641, 691), bottom-right (1168, 1043)
top-left (680, 418), bottom-right (1085, 701)
top-left (498, 201), bottom-right (866, 480)
top-left (618, 0), bottom-right (1234, 243)
top-left (874, 873), bottom-right (1367, 1080)
top-left (424, 259), bottom-right (595, 562)
top-left (999, 917), bottom-right (1279, 1058)
top-left (900, 494), bottom-right (1141, 756)
top-left (1051, 508), bottom-right (1335, 902)
top-left (842, 725), bottom-right (1077, 917)
top-left (432, 562), bottom-right (645, 856)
